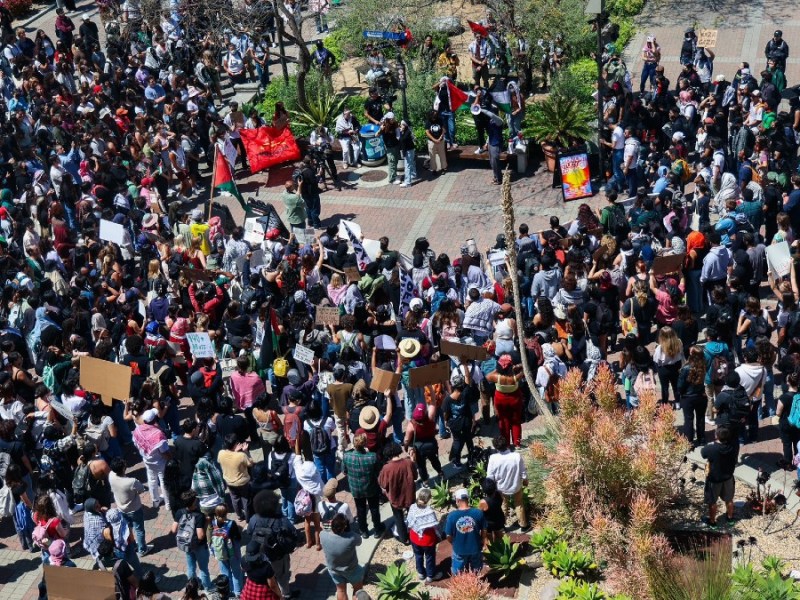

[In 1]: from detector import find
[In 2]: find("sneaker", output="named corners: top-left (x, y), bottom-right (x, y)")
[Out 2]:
top-left (393, 179), bottom-right (403, 185)
top-left (474, 147), bottom-right (485, 154)
top-left (400, 183), bottom-right (410, 188)
top-left (433, 572), bottom-right (443, 581)
top-left (425, 577), bottom-right (432, 584)
top-left (138, 544), bottom-right (154, 557)
top-left (373, 527), bottom-right (386, 539)
top-left (419, 573), bottom-right (426, 581)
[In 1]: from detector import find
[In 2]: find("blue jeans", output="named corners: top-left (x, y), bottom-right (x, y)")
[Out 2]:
top-left (508, 111), bottom-right (524, 138)
top-left (112, 399), bottom-right (133, 446)
top-left (314, 12), bottom-right (329, 32)
top-left (452, 552), bottom-right (482, 574)
top-left (255, 62), bottom-right (270, 87)
top-left (304, 193), bottom-right (321, 227)
top-left (185, 544), bottom-right (213, 590)
top-left (402, 384), bottom-right (424, 420)
top-left (391, 408), bottom-right (404, 444)
top-left (439, 111), bottom-right (455, 145)
top-left (313, 452), bottom-right (337, 482)
top-left (640, 62), bottom-right (657, 92)
top-left (413, 543), bottom-right (436, 578)
top-left (625, 167), bottom-right (638, 199)
top-left (611, 149), bottom-right (624, 192)
top-left (403, 149), bottom-right (417, 184)
top-left (161, 400), bottom-right (180, 440)
top-left (280, 481), bottom-right (297, 520)
top-left (115, 543), bottom-right (142, 576)
top-left (764, 371), bottom-right (775, 416)
top-left (217, 544), bottom-right (244, 595)
top-left (122, 507), bottom-right (147, 552)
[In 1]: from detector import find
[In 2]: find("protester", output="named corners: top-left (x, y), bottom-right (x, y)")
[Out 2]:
top-left (406, 487), bottom-right (442, 583)
top-left (445, 488), bottom-right (487, 574)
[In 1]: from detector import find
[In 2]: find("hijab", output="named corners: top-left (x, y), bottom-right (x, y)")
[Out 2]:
top-left (713, 172), bottom-right (740, 211)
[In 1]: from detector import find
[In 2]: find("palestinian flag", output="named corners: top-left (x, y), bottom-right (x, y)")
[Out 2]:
top-left (490, 88), bottom-right (512, 114)
top-left (212, 148), bottom-right (246, 211)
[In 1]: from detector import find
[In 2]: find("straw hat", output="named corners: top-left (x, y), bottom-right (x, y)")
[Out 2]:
top-left (358, 406), bottom-right (380, 430)
top-left (398, 338), bottom-right (421, 359)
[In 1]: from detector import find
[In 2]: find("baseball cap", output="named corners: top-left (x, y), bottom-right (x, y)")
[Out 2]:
top-left (453, 489), bottom-right (469, 501)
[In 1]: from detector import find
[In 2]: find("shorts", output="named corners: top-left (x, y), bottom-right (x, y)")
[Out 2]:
top-left (704, 477), bottom-right (734, 505)
top-left (329, 564), bottom-right (365, 586)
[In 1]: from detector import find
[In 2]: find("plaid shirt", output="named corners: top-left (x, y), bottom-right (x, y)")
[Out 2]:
top-left (83, 512), bottom-right (107, 558)
top-left (191, 456), bottom-right (226, 502)
top-left (342, 449), bottom-right (379, 498)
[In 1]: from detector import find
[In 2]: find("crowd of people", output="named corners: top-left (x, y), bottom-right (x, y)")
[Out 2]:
top-left (1, 0), bottom-right (800, 598)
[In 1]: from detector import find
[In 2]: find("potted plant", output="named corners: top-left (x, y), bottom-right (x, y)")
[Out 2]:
top-left (525, 94), bottom-right (593, 171)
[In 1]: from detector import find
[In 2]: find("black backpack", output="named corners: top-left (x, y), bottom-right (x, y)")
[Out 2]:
top-left (731, 390), bottom-right (751, 423)
top-left (750, 315), bottom-right (771, 340)
top-left (269, 452), bottom-right (291, 489)
top-left (252, 520), bottom-right (298, 560)
top-left (309, 421), bottom-right (331, 455)
top-left (72, 463), bottom-right (91, 504)
top-left (716, 305), bottom-right (734, 332)
top-left (606, 205), bottom-right (629, 238)
top-left (595, 302), bottom-right (614, 335)
top-left (320, 501), bottom-right (344, 530)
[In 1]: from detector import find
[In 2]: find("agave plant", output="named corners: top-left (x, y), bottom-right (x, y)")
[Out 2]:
top-left (375, 563), bottom-right (420, 600)
top-left (289, 86), bottom-right (347, 132)
top-left (524, 94), bottom-right (594, 148)
top-left (530, 527), bottom-right (564, 553)
top-left (542, 541), bottom-right (599, 580)
top-left (430, 480), bottom-right (451, 510)
top-left (484, 535), bottom-right (526, 582)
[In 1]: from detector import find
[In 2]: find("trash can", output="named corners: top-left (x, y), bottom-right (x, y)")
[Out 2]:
top-left (359, 125), bottom-right (387, 166)
top-left (515, 140), bottom-right (528, 174)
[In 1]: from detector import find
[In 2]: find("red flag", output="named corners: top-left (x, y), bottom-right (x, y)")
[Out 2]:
top-left (467, 20), bottom-right (489, 37)
top-left (447, 81), bottom-right (469, 112)
top-left (239, 126), bottom-right (301, 174)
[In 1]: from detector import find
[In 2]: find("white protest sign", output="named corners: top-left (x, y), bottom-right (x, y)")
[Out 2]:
top-left (186, 332), bottom-right (215, 359)
top-left (244, 218), bottom-right (266, 245)
top-left (363, 239), bottom-right (381, 261)
top-left (99, 219), bottom-right (126, 245)
top-left (487, 250), bottom-right (507, 267)
top-left (766, 241), bottom-right (792, 278)
top-left (219, 358), bottom-right (237, 379)
top-left (338, 219), bottom-right (362, 241)
top-left (293, 344), bottom-right (315, 366)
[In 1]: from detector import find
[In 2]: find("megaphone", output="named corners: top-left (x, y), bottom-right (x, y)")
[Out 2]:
top-left (471, 104), bottom-right (505, 127)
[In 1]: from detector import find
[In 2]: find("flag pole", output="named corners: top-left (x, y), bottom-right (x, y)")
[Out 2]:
top-left (208, 145), bottom-right (218, 220)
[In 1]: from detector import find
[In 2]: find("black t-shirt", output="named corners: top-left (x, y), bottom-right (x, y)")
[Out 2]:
top-left (0, 438), bottom-right (28, 476)
top-left (779, 391), bottom-right (798, 433)
top-left (365, 98), bottom-right (383, 123)
top-left (700, 441), bottom-right (738, 482)
top-left (173, 437), bottom-right (207, 489)
top-left (175, 507), bottom-right (206, 539)
top-left (216, 413), bottom-right (249, 443)
top-left (225, 314), bottom-right (251, 338)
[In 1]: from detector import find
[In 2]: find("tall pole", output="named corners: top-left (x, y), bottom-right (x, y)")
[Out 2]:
top-left (208, 145), bottom-right (218, 220)
top-left (396, 50), bottom-right (409, 124)
top-left (596, 5), bottom-right (605, 187)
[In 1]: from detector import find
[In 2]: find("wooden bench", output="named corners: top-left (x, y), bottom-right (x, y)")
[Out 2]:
top-left (447, 144), bottom-right (512, 163)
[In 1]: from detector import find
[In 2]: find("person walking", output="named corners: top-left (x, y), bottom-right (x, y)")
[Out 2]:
top-left (131, 408), bottom-right (171, 511)
top-left (108, 457), bottom-right (152, 557)
top-left (378, 442), bottom-right (417, 545)
top-left (342, 433), bottom-right (385, 538)
top-left (445, 488), bottom-right (487, 574)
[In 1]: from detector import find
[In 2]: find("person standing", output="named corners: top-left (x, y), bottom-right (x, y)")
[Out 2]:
top-left (622, 126), bottom-right (641, 199)
top-left (321, 514), bottom-right (365, 600)
top-left (399, 120), bottom-right (417, 188)
top-left (378, 443), bottom-right (417, 545)
top-left (334, 109), bottom-right (361, 168)
top-left (218, 433), bottom-right (254, 522)
top-left (485, 435), bottom-right (529, 530)
top-left (342, 433), bottom-right (385, 538)
top-left (174, 419), bottom-right (207, 494)
top-left (425, 110), bottom-right (447, 175)
top-left (600, 122), bottom-right (625, 194)
top-left (776, 371), bottom-right (800, 469)
top-left (406, 487), bottom-right (442, 583)
top-left (678, 347), bottom-right (709, 447)
top-left (468, 33), bottom-right (489, 88)
top-left (282, 179), bottom-right (307, 230)
top-left (380, 113), bottom-right (401, 185)
top-left (209, 505), bottom-right (244, 598)
top-left (765, 30), bottom-right (789, 71)
top-left (248, 490), bottom-right (298, 599)
top-left (172, 490), bottom-right (213, 591)
top-left (700, 426), bottom-right (738, 526)
top-left (108, 457), bottom-right (152, 557)
top-left (486, 112), bottom-right (504, 186)
top-left (639, 35), bottom-right (661, 93)
top-left (445, 488), bottom-right (487, 574)
top-left (299, 156), bottom-right (322, 227)
top-left (131, 409), bottom-right (170, 511)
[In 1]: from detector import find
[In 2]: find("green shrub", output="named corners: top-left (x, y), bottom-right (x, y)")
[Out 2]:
top-left (550, 68), bottom-right (596, 108)
top-left (530, 527), bottom-right (564, 553)
top-left (542, 541), bottom-right (599, 580)
top-left (323, 27), bottom-right (353, 68)
top-left (557, 580), bottom-right (633, 600)
top-left (375, 563), bottom-right (420, 600)
top-left (605, 0), bottom-right (644, 17)
top-left (430, 480), bottom-right (451, 510)
top-left (483, 535), bottom-right (526, 582)
top-left (613, 16), bottom-right (637, 50)
top-left (259, 70), bottom-right (333, 138)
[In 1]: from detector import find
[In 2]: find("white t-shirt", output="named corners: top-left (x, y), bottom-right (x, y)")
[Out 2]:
top-left (610, 126), bottom-right (624, 150)
top-left (317, 499), bottom-right (353, 523)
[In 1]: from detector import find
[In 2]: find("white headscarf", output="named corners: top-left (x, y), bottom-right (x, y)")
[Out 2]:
top-left (713, 172), bottom-right (739, 212)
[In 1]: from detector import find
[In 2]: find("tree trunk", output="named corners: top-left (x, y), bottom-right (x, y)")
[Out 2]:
top-left (500, 168), bottom-right (558, 430)
top-left (276, 3), bottom-right (313, 112)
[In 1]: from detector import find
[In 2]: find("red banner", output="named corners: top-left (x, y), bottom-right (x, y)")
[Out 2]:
top-left (240, 126), bottom-right (301, 174)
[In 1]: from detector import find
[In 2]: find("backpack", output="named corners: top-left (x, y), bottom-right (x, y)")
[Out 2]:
top-left (733, 212), bottom-right (755, 235)
top-left (788, 393), bottom-right (800, 429)
top-left (146, 363), bottom-right (170, 399)
top-left (595, 303), bottom-right (614, 335)
top-left (72, 462), bottom-right (92, 504)
top-left (749, 315), bottom-right (771, 340)
top-left (282, 406), bottom-right (303, 446)
top-left (680, 39), bottom-right (694, 64)
top-left (210, 520), bottom-right (234, 560)
top-left (710, 355), bottom-right (731, 386)
top-left (294, 488), bottom-right (314, 518)
top-left (633, 370), bottom-right (656, 398)
top-left (730, 390), bottom-right (751, 422)
top-left (716, 305), bottom-right (734, 332)
top-left (252, 521), bottom-right (298, 560)
top-left (175, 512), bottom-right (198, 552)
top-left (309, 420), bottom-right (331, 455)
top-left (606, 205), bottom-right (629, 238)
top-left (430, 290), bottom-right (448, 315)
top-left (32, 517), bottom-right (58, 548)
top-left (269, 452), bottom-right (291, 489)
top-left (320, 501), bottom-right (343, 530)
top-left (0, 480), bottom-right (13, 519)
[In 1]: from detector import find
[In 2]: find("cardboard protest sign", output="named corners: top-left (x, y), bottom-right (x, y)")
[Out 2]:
top-left (344, 266), bottom-right (361, 282)
top-left (291, 226), bottom-right (317, 245)
top-left (315, 306), bottom-right (341, 326)
top-left (293, 344), bottom-right (315, 365)
top-left (181, 267), bottom-right (215, 282)
top-left (651, 252), bottom-right (685, 276)
top-left (766, 241), bottom-right (791, 277)
top-left (441, 339), bottom-right (488, 361)
top-left (219, 358), bottom-right (237, 379)
top-left (44, 564), bottom-right (116, 600)
top-left (99, 219), bottom-right (126, 245)
top-left (370, 367), bottom-right (402, 393)
top-left (697, 29), bottom-right (717, 48)
top-left (186, 332), bottom-right (215, 359)
top-left (80, 356), bottom-right (132, 406)
top-left (409, 360), bottom-right (450, 389)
